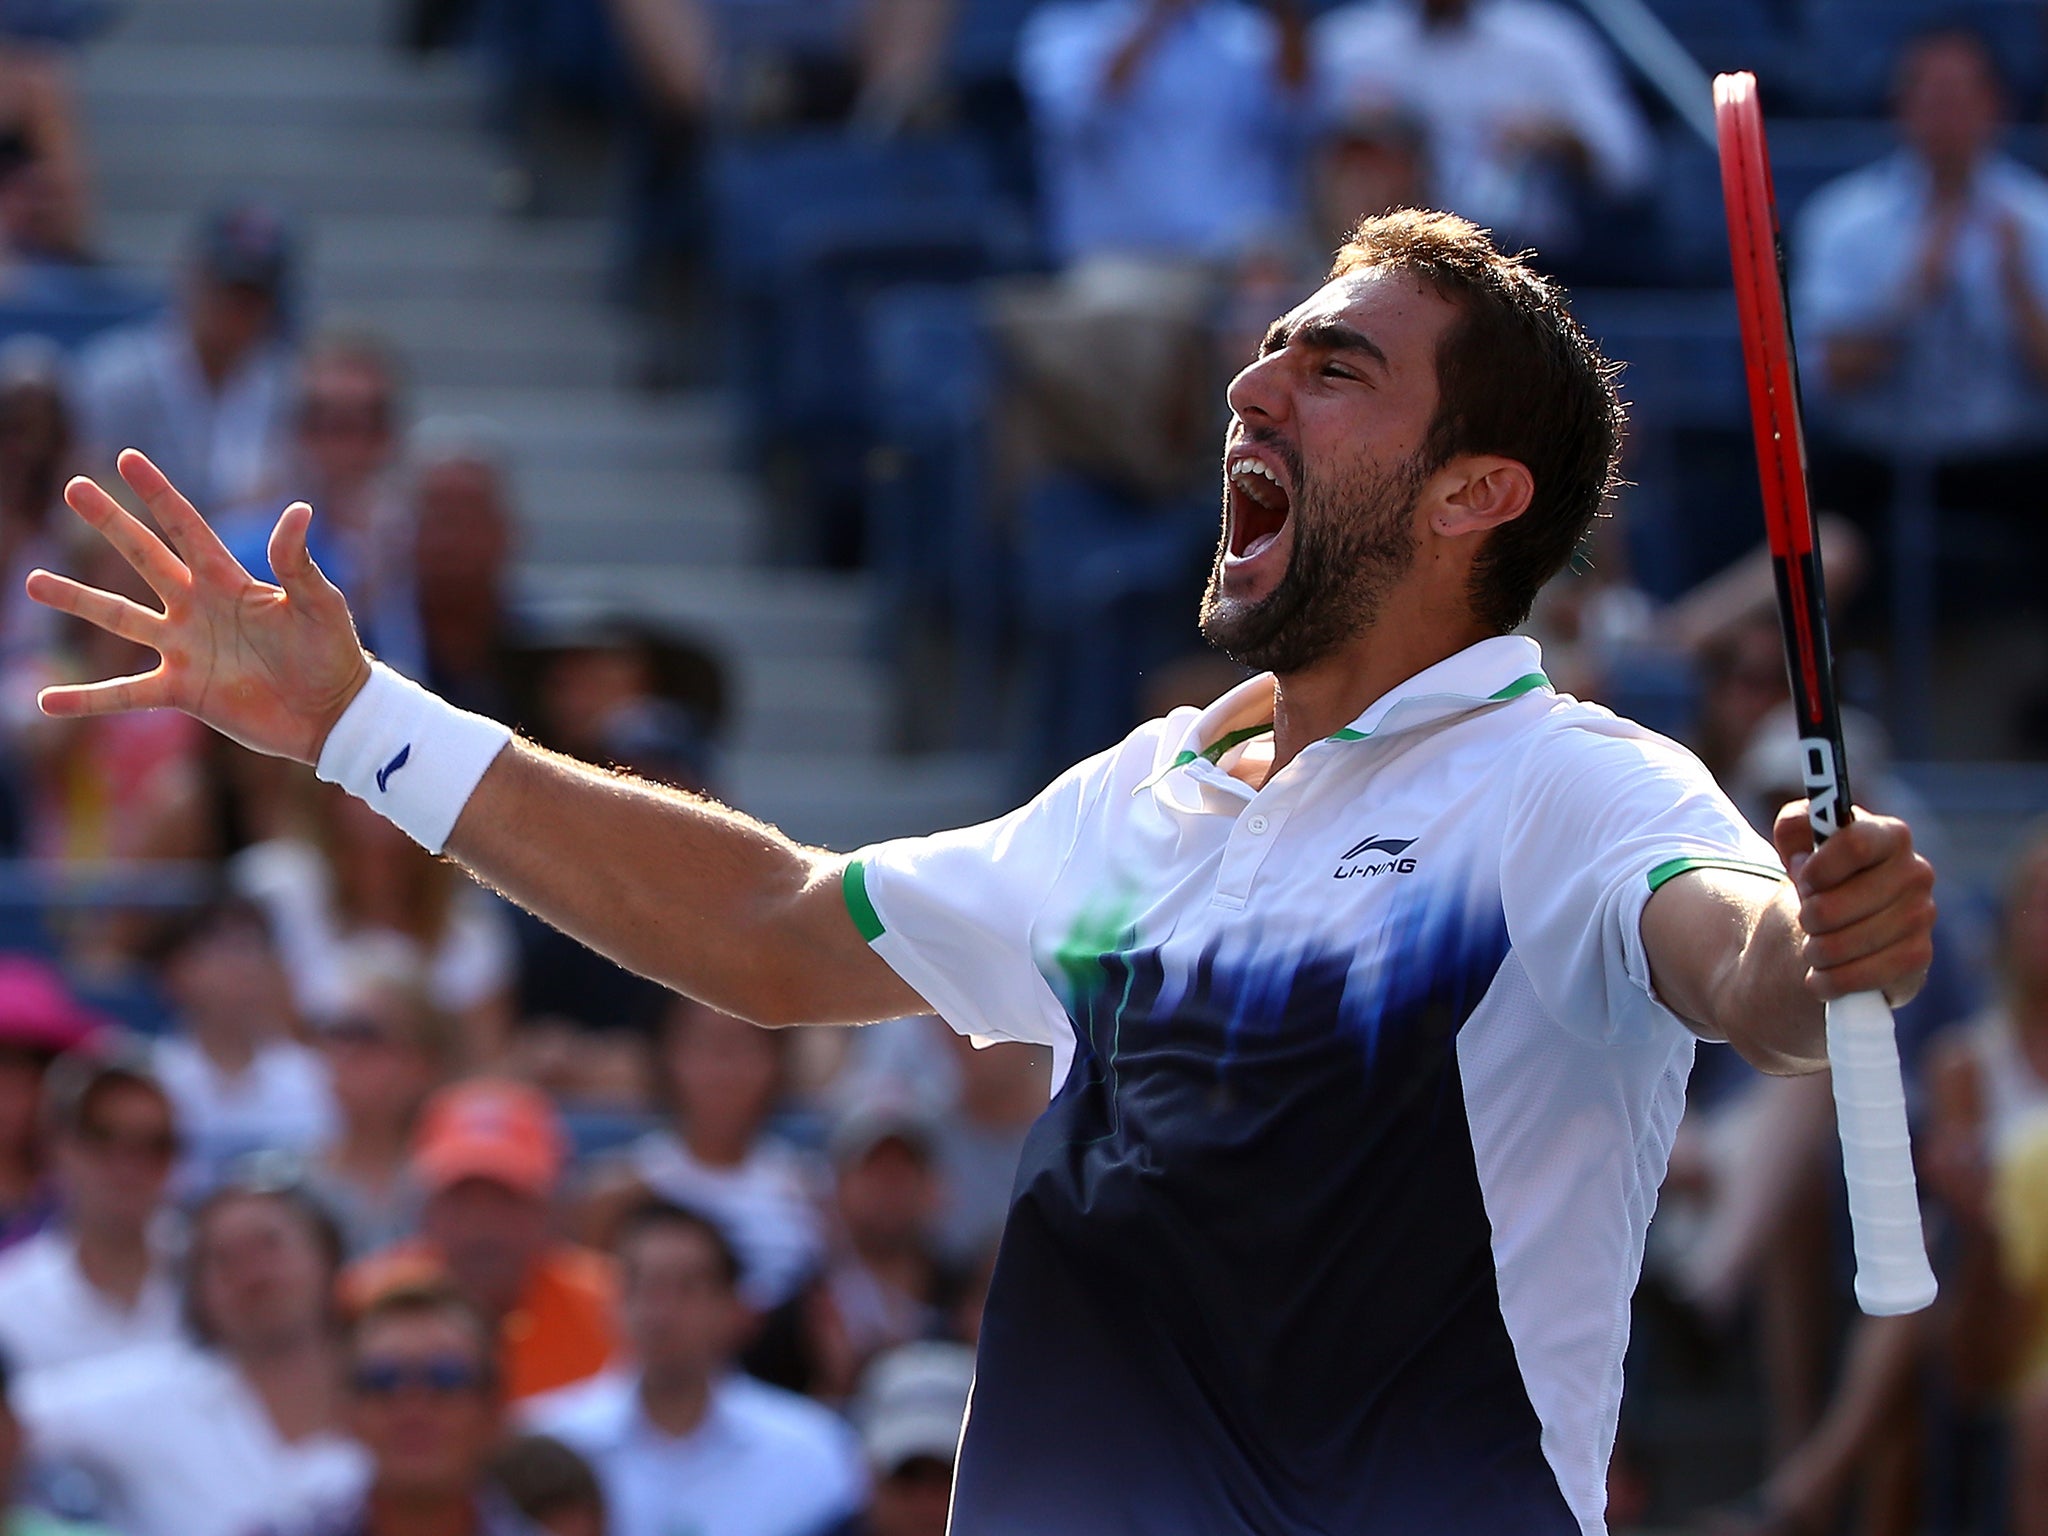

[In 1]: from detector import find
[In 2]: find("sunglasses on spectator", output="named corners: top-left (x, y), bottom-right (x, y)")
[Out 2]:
top-left (298, 401), bottom-right (391, 436)
top-left (75, 1122), bottom-right (178, 1163)
top-left (320, 1017), bottom-right (397, 1048)
top-left (350, 1356), bottom-right (488, 1397)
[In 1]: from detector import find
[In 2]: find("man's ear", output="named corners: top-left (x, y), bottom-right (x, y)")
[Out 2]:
top-left (1425, 455), bottom-right (1534, 539)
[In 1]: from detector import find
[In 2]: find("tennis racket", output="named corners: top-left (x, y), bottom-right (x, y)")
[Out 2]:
top-left (1713, 70), bottom-right (1937, 1316)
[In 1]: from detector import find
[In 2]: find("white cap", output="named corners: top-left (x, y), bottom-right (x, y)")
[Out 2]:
top-left (855, 1342), bottom-right (975, 1475)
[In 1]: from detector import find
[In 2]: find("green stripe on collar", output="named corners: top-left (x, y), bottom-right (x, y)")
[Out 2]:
top-left (1199, 722), bottom-right (1275, 765)
top-left (1488, 672), bottom-right (1551, 701)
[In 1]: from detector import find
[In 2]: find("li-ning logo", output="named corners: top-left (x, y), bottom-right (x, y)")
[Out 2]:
top-left (375, 744), bottom-right (412, 794)
top-left (1334, 835), bottom-right (1416, 879)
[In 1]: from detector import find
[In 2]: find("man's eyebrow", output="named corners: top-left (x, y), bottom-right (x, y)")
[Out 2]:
top-left (1259, 318), bottom-right (1388, 368)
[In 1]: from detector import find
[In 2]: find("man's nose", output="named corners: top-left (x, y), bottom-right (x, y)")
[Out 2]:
top-left (1225, 350), bottom-right (1289, 428)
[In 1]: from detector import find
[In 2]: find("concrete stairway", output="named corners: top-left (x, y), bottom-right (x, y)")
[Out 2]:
top-left (73, 0), bottom-right (1012, 848)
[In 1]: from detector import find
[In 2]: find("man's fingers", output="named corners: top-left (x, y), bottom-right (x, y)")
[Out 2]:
top-left (1798, 848), bottom-right (1934, 935)
top-left (1794, 814), bottom-right (1911, 893)
top-left (266, 502), bottom-right (342, 610)
top-left (24, 569), bottom-right (165, 647)
top-left (63, 474), bottom-right (189, 602)
top-left (1806, 937), bottom-right (1934, 1004)
top-left (116, 448), bottom-right (244, 579)
top-left (36, 670), bottom-right (172, 719)
top-left (1804, 890), bottom-right (1938, 974)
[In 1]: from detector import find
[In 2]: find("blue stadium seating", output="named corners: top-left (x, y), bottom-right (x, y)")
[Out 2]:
top-left (864, 284), bottom-right (1005, 738)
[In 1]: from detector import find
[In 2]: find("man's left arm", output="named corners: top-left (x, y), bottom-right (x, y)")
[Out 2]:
top-left (1641, 807), bottom-right (1936, 1074)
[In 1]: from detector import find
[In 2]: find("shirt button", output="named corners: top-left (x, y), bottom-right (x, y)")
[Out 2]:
top-left (1246, 814), bottom-right (1270, 835)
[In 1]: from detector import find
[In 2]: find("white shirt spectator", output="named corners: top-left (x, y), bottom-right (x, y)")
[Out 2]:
top-left (1019, 0), bottom-right (1305, 264)
top-left (154, 1035), bottom-right (339, 1187)
top-left (524, 1369), bottom-right (866, 1536)
top-left (1794, 152), bottom-right (2048, 456)
top-left (75, 317), bottom-right (291, 516)
top-left (16, 1340), bottom-right (368, 1536)
top-left (628, 1132), bottom-right (826, 1311)
top-left (1314, 0), bottom-right (1651, 250)
top-left (0, 1228), bottom-right (181, 1374)
top-left (229, 837), bottom-right (515, 1026)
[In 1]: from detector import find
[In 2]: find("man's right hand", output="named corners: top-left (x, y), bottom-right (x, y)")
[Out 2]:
top-left (25, 448), bottom-right (372, 766)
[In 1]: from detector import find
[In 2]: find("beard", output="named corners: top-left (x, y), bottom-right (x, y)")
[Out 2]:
top-left (1197, 439), bottom-right (1430, 676)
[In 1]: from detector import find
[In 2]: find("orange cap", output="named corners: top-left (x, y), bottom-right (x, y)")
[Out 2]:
top-left (412, 1079), bottom-right (565, 1200)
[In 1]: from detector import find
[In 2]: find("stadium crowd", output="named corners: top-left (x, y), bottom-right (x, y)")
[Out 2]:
top-left (0, 0), bottom-right (2032, 1532)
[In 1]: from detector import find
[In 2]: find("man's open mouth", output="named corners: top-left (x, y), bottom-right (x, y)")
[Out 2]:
top-left (1227, 452), bottom-right (1293, 560)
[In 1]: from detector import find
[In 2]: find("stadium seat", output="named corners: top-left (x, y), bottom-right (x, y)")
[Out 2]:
top-left (864, 284), bottom-right (1005, 740)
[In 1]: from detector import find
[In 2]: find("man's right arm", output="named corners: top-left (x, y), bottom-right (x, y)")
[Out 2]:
top-left (445, 738), bottom-right (925, 1027)
top-left (25, 451), bottom-right (928, 1031)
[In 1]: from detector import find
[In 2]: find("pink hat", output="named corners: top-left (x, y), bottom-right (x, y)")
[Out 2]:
top-left (0, 956), bottom-right (108, 1056)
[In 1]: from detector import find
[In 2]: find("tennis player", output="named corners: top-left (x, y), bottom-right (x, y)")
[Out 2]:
top-left (29, 211), bottom-right (1934, 1534)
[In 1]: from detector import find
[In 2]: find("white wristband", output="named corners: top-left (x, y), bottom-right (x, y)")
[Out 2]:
top-left (315, 662), bottom-right (513, 854)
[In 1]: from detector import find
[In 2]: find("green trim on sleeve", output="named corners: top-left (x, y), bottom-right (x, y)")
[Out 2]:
top-left (1488, 671), bottom-right (1551, 701)
top-left (1646, 855), bottom-right (1788, 893)
top-left (843, 859), bottom-right (886, 942)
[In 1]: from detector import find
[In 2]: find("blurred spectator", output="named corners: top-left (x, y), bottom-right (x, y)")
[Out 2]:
top-left (525, 1199), bottom-right (865, 1536)
top-left (1685, 614), bottom-right (1790, 784)
top-left (408, 421), bottom-right (521, 724)
top-left (303, 942), bottom-right (452, 1259)
top-left (343, 1080), bottom-right (617, 1402)
top-left (606, 0), bottom-right (954, 133)
top-left (821, 1110), bottom-right (953, 1379)
top-left (233, 783), bottom-right (516, 1063)
top-left (507, 627), bottom-right (723, 1093)
top-left (0, 1344), bottom-right (113, 1536)
top-left (16, 1174), bottom-right (367, 1536)
top-left (0, 45), bottom-right (90, 265)
top-left (1927, 827), bottom-right (2048, 1533)
top-left (0, 1042), bottom-right (179, 1373)
top-left (1308, 106), bottom-right (1427, 257)
top-left (289, 1282), bottom-right (533, 1536)
top-left (1796, 29), bottom-right (2048, 486)
top-left (214, 332), bottom-right (421, 672)
top-left (489, 1434), bottom-right (605, 1536)
top-left (0, 957), bottom-right (102, 1251)
top-left (928, 1035), bottom-right (1045, 1267)
top-left (149, 898), bottom-right (338, 1187)
top-left (0, 340), bottom-right (75, 764)
top-left (1018, 0), bottom-right (1307, 267)
top-left (75, 204), bottom-right (295, 515)
top-left (832, 1343), bottom-right (975, 1536)
top-left (1313, 0), bottom-right (1650, 267)
top-left (25, 524), bottom-right (209, 887)
top-left (583, 1000), bottom-right (824, 1314)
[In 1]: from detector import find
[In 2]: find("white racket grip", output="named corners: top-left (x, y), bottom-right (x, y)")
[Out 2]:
top-left (1826, 989), bottom-right (1937, 1315)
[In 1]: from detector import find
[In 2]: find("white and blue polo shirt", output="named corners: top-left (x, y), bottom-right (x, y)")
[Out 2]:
top-left (843, 635), bottom-right (1782, 1535)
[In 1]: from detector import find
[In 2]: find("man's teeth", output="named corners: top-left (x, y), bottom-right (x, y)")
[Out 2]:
top-left (1231, 458), bottom-right (1280, 485)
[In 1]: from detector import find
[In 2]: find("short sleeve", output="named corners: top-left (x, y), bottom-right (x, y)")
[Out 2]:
top-left (847, 751), bottom-right (1115, 1073)
top-left (1500, 713), bottom-right (1784, 1045)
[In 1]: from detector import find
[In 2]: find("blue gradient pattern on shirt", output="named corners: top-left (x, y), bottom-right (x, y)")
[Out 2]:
top-left (948, 880), bottom-right (1579, 1535)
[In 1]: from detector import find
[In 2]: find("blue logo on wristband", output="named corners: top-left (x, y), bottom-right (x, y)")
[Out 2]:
top-left (375, 745), bottom-right (411, 794)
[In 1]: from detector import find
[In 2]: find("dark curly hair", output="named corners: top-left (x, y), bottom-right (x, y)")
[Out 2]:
top-left (1329, 210), bottom-right (1624, 632)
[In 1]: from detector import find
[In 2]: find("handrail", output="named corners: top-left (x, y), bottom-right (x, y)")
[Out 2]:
top-left (1573, 0), bottom-right (1718, 148)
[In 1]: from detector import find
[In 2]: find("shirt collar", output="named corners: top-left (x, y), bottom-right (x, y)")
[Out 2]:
top-left (1143, 634), bottom-right (1550, 792)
